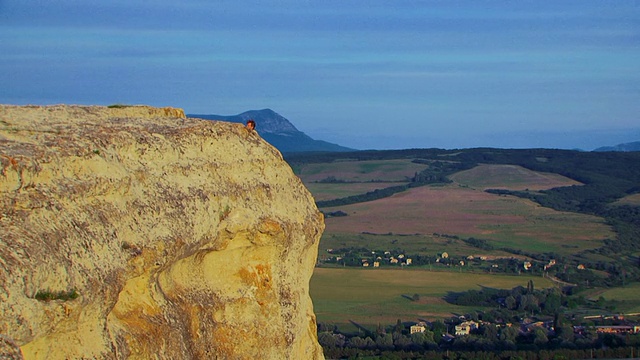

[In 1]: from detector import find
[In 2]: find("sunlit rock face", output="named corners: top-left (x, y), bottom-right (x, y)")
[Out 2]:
top-left (0, 105), bottom-right (325, 360)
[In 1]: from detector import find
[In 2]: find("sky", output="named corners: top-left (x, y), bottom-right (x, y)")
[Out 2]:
top-left (1, 1), bottom-right (639, 150)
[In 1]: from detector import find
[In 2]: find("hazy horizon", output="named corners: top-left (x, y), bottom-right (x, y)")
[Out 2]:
top-left (1, 1), bottom-right (638, 150)
top-left (200, 108), bottom-right (640, 151)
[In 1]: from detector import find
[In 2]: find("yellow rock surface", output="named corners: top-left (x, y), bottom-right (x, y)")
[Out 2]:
top-left (0, 105), bottom-right (325, 359)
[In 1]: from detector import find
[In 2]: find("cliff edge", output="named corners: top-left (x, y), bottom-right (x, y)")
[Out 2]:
top-left (0, 105), bottom-right (325, 359)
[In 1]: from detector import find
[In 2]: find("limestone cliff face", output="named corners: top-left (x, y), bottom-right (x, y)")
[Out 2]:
top-left (0, 105), bottom-right (325, 360)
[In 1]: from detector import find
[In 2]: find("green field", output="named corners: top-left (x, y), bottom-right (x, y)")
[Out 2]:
top-left (296, 159), bottom-right (426, 183)
top-left (585, 283), bottom-right (640, 314)
top-left (305, 182), bottom-right (402, 201)
top-left (449, 164), bottom-right (582, 190)
top-left (317, 232), bottom-right (518, 262)
top-left (612, 193), bottom-right (640, 206)
top-left (310, 267), bottom-right (555, 330)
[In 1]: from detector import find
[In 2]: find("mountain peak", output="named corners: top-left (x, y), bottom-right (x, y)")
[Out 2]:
top-left (188, 109), bottom-right (355, 153)
top-left (236, 109), bottom-right (299, 133)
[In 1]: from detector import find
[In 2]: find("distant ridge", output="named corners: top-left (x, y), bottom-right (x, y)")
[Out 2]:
top-left (593, 141), bottom-right (640, 152)
top-left (188, 109), bottom-right (355, 153)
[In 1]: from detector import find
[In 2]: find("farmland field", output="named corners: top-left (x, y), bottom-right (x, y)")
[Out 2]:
top-left (449, 164), bottom-right (582, 190)
top-left (305, 182), bottom-right (401, 201)
top-left (310, 267), bottom-right (555, 329)
top-left (296, 159), bottom-right (426, 183)
top-left (612, 193), bottom-right (640, 206)
top-left (320, 184), bottom-right (612, 255)
top-left (582, 282), bottom-right (640, 314)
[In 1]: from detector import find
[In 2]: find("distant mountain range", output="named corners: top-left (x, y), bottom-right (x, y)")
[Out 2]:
top-left (188, 109), bottom-right (354, 153)
top-left (593, 141), bottom-right (640, 152)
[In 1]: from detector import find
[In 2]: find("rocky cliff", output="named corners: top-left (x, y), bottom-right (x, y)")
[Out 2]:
top-left (0, 105), bottom-right (325, 359)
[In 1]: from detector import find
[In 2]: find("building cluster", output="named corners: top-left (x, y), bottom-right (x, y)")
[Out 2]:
top-left (407, 316), bottom-right (640, 340)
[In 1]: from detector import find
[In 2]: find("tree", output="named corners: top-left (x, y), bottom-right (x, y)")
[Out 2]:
top-left (432, 320), bottom-right (447, 341)
top-left (544, 292), bottom-right (562, 314)
top-left (393, 319), bottom-right (403, 334)
top-left (482, 324), bottom-right (499, 340)
top-left (318, 332), bottom-right (339, 348)
top-left (533, 328), bottom-right (549, 346)
top-left (375, 333), bottom-right (394, 350)
top-left (499, 326), bottom-right (519, 343)
top-left (346, 336), bottom-right (369, 349)
top-left (410, 332), bottom-right (429, 349)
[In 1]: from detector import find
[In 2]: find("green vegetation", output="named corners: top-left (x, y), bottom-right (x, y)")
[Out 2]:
top-left (107, 104), bottom-right (131, 108)
top-left (306, 182), bottom-right (396, 201)
top-left (310, 268), bottom-right (555, 327)
top-left (295, 158), bottom-right (427, 183)
top-left (34, 288), bottom-right (79, 302)
top-left (314, 160), bottom-right (473, 207)
top-left (289, 148), bottom-right (640, 284)
top-left (219, 204), bottom-right (231, 221)
top-left (288, 148), bottom-right (640, 358)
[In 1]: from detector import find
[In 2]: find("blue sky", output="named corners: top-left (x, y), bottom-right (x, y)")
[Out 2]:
top-left (1, 1), bottom-right (638, 150)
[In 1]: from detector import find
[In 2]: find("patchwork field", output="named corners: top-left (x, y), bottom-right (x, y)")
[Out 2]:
top-left (303, 158), bottom-right (627, 326)
top-left (310, 267), bottom-right (555, 329)
top-left (321, 184), bottom-right (612, 255)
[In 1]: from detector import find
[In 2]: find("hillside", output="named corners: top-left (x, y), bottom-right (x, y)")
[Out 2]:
top-left (189, 109), bottom-right (354, 153)
top-left (0, 105), bottom-right (325, 359)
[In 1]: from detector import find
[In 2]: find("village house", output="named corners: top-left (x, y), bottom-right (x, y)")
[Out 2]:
top-left (410, 322), bottom-right (428, 334)
top-left (593, 325), bottom-right (640, 334)
top-left (454, 321), bottom-right (479, 336)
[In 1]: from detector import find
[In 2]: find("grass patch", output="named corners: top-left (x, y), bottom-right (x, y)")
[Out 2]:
top-left (310, 267), bottom-right (555, 328)
top-left (318, 232), bottom-right (516, 261)
top-left (305, 182), bottom-right (403, 202)
top-left (580, 283), bottom-right (640, 314)
top-left (612, 193), bottom-right (640, 206)
top-left (296, 159), bottom-right (426, 183)
top-left (34, 289), bottom-right (79, 302)
top-left (449, 164), bottom-right (582, 191)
